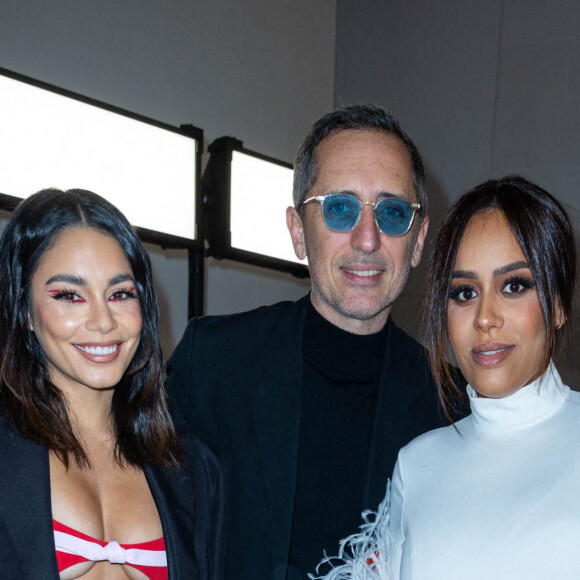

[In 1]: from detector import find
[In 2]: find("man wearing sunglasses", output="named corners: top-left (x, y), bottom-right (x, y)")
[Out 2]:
top-left (166, 105), bottom-right (454, 579)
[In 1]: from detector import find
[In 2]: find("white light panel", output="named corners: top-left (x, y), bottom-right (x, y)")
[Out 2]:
top-left (0, 73), bottom-right (196, 240)
top-left (230, 150), bottom-right (306, 265)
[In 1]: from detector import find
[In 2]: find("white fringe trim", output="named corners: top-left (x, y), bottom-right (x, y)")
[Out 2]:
top-left (309, 481), bottom-right (391, 580)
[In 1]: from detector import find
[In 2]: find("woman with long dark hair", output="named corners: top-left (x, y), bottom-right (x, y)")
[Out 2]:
top-left (0, 189), bottom-right (225, 579)
top-left (391, 175), bottom-right (579, 578)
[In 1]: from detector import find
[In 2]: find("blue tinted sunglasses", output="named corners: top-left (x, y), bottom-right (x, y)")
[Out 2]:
top-left (302, 193), bottom-right (421, 237)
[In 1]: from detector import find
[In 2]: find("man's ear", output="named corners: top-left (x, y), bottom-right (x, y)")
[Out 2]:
top-left (286, 206), bottom-right (307, 261)
top-left (411, 215), bottom-right (429, 268)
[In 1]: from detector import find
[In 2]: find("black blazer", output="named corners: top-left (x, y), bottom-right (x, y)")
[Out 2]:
top-left (166, 295), bottom-right (451, 580)
top-left (0, 416), bottom-right (226, 579)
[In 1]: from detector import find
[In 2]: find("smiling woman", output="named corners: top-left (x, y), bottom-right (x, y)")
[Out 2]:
top-left (385, 176), bottom-right (580, 579)
top-left (428, 176), bottom-right (574, 413)
top-left (0, 189), bottom-right (224, 579)
top-left (30, 228), bottom-right (143, 396)
top-left (446, 210), bottom-right (550, 399)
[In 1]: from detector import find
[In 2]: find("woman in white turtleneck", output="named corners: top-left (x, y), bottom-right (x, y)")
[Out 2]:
top-left (387, 175), bottom-right (579, 580)
top-left (309, 176), bottom-right (579, 580)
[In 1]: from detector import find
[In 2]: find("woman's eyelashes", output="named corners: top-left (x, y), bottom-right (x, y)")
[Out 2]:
top-left (108, 287), bottom-right (138, 302)
top-left (48, 286), bottom-right (138, 304)
top-left (449, 275), bottom-right (536, 303)
top-left (449, 284), bottom-right (477, 303)
top-left (501, 276), bottom-right (535, 296)
top-left (48, 288), bottom-right (85, 303)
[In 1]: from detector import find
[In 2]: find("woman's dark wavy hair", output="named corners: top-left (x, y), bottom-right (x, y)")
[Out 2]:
top-left (428, 176), bottom-right (576, 422)
top-left (0, 188), bottom-right (181, 469)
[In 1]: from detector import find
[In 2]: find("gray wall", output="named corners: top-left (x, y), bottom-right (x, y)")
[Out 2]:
top-left (0, 0), bottom-right (335, 353)
top-left (3, 1), bottom-right (579, 380)
top-left (336, 0), bottom-right (580, 384)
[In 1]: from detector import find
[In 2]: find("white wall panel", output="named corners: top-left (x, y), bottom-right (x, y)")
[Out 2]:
top-left (0, 0), bottom-right (334, 353)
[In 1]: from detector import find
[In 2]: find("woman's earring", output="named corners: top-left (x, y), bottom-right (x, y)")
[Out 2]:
top-left (556, 316), bottom-right (567, 330)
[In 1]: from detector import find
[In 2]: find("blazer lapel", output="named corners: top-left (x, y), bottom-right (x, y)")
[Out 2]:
top-left (145, 463), bottom-right (198, 580)
top-left (251, 296), bottom-right (308, 570)
top-left (364, 320), bottom-right (433, 509)
top-left (0, 422), bottom-right (59, 579)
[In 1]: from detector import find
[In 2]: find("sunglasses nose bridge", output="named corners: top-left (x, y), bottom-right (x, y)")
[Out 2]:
top-left (359, 200), bottom-right (378, 218)
top-left (355, 200), bottom-right (381, 233)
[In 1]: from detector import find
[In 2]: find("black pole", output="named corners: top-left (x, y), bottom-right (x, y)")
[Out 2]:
top-left (188, 247), bottom-right (205, 319)
top-left (180, 123), bottom-right (205, 321)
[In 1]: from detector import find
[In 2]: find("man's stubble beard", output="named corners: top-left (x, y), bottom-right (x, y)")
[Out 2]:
top-left (304, 234), bottom-right (415, 324)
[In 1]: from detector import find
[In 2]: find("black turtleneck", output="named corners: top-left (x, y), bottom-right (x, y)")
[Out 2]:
top-left (288, 300), bottom-right (389, 577)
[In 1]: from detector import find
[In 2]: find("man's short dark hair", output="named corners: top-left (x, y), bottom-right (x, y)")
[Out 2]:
top-left (293, 104), bottom-right (427, 217)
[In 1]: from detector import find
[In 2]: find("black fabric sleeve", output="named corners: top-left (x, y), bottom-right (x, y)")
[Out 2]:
top-left (165, 319), bottom-right (199, 434)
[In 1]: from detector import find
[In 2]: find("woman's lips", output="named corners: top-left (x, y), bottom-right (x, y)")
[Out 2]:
top-left (73, 342), bottom-right (122, 363)
top-left (471, 343), bottom-right (515, 366)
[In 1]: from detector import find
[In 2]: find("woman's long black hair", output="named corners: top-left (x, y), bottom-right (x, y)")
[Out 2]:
top-left (427, 176), bottom-right (576, 421)
top-left (0, 188), bottom-right (181, 469)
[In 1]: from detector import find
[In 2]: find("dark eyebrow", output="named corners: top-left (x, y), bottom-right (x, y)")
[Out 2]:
top-left (492, 261), bottom-right (529, 277)
top-left (325, 190), bottom-right (414, 203)
top-left (45, 273), bottom-right (135, 287)
top-left (45, 274), bottom-right (86, 286)
top-left (109, 273), bottom-right (136, 286)
top-left (451, 270), bottom-right (476, 280)
top-left (325, 189), bottom-right (357, 197)
top-left (452, 261), bottom-right (530, 280)
top-left (376, 191), bottom-right (414, 202)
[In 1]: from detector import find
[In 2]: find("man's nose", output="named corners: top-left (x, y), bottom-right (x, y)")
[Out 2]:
top-left (351, 203), bottom-right (381, 253)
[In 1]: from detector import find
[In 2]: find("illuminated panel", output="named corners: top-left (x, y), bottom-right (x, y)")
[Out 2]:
top-left (0, 71), bottom-right (197, 241)
top-left (230, 150), bottom-right (305, 265)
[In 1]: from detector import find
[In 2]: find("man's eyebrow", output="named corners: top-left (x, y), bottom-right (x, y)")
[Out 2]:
top-left (324, 190), bottom-right (413, 202)
top-left (451, 261), bottom-right (530, 280)
top-left (45, 274), bottom-right (86, 286)
top-left (376, 191), bottom-right (413, 201)
top-left (324, 189), bottom-right (357, 197)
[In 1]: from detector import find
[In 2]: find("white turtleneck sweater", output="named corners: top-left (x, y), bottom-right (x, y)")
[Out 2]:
top-left (389, 365), bottom-right (580, 579)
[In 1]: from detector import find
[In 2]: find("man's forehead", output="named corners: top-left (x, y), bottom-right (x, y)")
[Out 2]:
top-left (313, 130), bottom-right (415, 198)
top-left (317, 128), bottom-right (408, 155)
top-left (316, 131), bottom-right (411, 171)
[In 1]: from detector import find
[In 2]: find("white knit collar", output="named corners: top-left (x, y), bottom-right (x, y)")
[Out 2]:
top-left (467, 364), bottom-right (569, 435)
